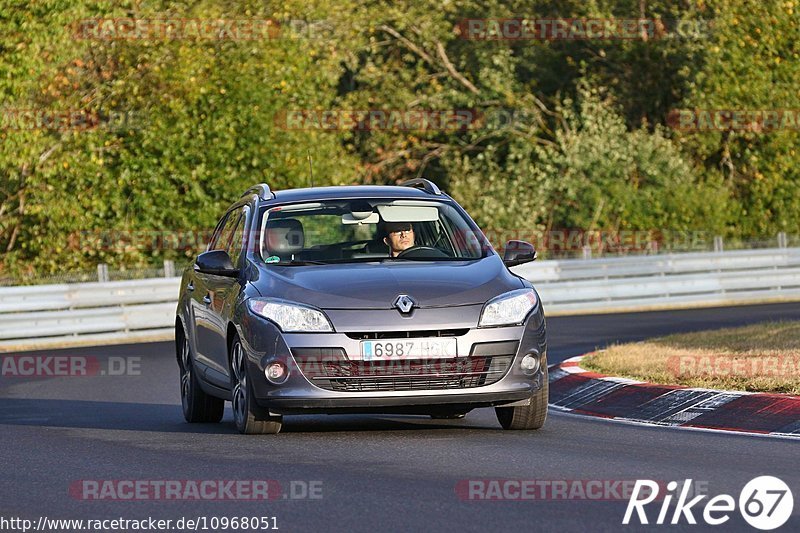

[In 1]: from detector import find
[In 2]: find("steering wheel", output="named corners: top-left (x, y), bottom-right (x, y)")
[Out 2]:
top-left (396, 246), bottom-right (451, 259)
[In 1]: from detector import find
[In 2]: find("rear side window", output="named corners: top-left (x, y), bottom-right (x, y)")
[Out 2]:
top-left (227, 211), bottom-right (247, 266)
top-left (207, 213), bottom-right (229, 251)
top-left (210, 211), bottom-right (241, 252)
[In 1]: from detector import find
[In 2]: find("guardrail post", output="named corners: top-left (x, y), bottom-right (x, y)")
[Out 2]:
top-left (778, 232), bottom-right (787, 249)
top-left (713, 236), bottom-right (724, 252)
top-left (163, 260), bottom-right (175, 278)
top-left (97, 263), bottom-right (109, 283)
top-left (582, 245), bottom-right (592, 260)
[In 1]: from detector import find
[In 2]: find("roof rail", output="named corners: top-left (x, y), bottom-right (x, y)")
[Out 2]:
top-left (241, 183), bottom-right (275, 201)
top-left (400, 178), bottom-right (442, 195)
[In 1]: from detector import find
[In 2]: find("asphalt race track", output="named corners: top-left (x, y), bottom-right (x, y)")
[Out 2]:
top-left (2, 303), bottom-right (799, 532)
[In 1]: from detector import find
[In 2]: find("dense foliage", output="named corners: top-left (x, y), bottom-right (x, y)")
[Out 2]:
top-left (0, 0), bottom-right (797, 277)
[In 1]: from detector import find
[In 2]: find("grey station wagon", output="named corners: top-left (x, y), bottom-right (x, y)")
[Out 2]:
top-left (176, 179), bottom-right (547, 434)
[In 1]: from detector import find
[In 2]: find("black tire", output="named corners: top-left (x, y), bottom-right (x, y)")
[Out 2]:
top-left (230, 335), bottom-right (282, 435)
top-left (495, 363), bottom-right (548, 430)
top-left (179, 333), bottom-right (224, 423)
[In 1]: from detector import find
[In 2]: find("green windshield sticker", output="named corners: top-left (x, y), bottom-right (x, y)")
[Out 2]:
top-left (265, 255), bottom-right (280, 263)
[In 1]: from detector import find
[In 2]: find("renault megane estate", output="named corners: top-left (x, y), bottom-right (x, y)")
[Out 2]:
top-left (176, 179), bottom-right (547, 434)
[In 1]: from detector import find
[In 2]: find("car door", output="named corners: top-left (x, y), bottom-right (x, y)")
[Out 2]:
top-left (201, 206), bottom-right (249, 387)
top-left (190, 210), bottom-right (236, 378)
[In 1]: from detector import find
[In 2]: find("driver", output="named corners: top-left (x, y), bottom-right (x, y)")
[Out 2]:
top-left (383, 222), bottom-right (415, 257)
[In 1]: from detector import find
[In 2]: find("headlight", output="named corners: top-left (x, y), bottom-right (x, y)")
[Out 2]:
top-left (478, 289), bottom-right (538, 327)
top-left (248, 298), bottom-right (334, 332)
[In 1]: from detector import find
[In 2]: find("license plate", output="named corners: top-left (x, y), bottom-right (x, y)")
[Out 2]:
top-left (361, 338), bottom-right (457, 360)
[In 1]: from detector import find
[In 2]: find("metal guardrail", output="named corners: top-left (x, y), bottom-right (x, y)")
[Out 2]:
top-left (0, 278), bottom-right (179, 350)
top-left (1, 247), bottom-right (799, 350)
top-left (515, 247), bottom-right (800, 313)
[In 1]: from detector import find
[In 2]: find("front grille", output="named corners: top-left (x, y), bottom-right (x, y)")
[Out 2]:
top-left (294, 355), bottom-right (513, 392)
top-left (344, 329), bottom-right (469, 340)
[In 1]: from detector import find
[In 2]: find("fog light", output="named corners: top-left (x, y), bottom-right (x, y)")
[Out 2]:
top-left (265, 361), bottom-right (288, 384)
top-left (520, 353), bottom-right (540, 374)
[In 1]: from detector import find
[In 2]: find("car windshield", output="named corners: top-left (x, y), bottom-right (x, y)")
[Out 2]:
top-left (257, 199), bottom-right (489, 264)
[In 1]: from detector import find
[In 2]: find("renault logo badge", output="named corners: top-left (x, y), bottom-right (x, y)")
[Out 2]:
top-left (394, 294), bottom-right (415, 314)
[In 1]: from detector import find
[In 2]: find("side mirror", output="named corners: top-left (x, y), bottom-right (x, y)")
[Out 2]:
top-left (503, 240), bottom-right (537, 267)
top-left (195, 250), bottom-right (239, 277)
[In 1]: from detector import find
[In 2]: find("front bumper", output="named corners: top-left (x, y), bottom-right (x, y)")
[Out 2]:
top-left (236, 304), bottom-right (547, 414)
top-left (262, 389), bottom-right (536, 415)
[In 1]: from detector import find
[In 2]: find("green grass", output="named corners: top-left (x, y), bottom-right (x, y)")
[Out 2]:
top-left (581, 321), bottom-right (800, 395)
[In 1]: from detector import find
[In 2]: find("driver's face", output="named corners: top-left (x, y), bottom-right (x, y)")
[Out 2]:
top-left (384, 227), bottom-right (414, 256)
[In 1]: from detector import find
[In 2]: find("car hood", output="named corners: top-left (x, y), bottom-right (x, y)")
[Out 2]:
top-left (251, 257), bottom-right (523, 309)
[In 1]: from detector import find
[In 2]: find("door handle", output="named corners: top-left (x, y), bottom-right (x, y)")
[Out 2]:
top-left (203, 294), bottom-right (212, 305)
top-left (187, 281), bottom-right (195, 292)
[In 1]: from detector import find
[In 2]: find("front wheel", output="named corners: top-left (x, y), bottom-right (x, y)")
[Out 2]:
top-left (230, 336), bottom-right (283, 435)
top-left (495, 363), bottom-right (548, 430)
top-left (179, 334), bottom-right (224, 423)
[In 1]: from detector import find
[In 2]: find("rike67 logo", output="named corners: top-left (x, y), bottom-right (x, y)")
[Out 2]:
top-left (624, 477), bottom-right (794, 530)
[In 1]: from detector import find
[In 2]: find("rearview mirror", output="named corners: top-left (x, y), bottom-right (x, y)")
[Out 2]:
top-left (503, 240), bottom-right (537, 267)
top-left (195, 250), bottom-right (239, 277)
